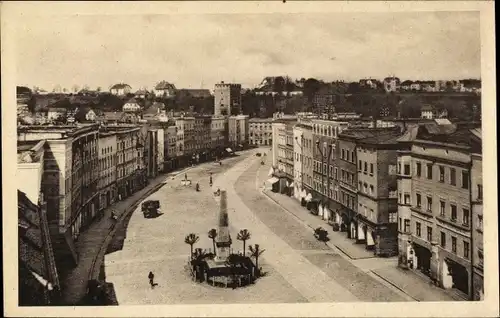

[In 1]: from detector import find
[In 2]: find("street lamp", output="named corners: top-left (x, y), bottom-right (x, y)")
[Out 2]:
top-left (316, 140), bottom-right (333, 210)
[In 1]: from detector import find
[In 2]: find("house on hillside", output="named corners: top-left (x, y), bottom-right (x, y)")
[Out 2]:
top-left (110, 83), bottom-right (132, 96)
top-left (135, 88), bottom-right (148, 99)
top-left (154, 81), bottom-right (176, 98)
top-left (123, 98), bottom-right (142, 112)
top-left (102, 111), bottom-right (125, 123)
top-left (359, 79), bottom-right (380, 89)
top-left (142, 103), bottom-right (162, 121)
top-left (383, 76), bottom-right (401, 93)
top-left (421, 104), bottom-right (436, 119)
top-left (400, 80), bottom-right (413, 91)
top-left (47, 107), bottom-right (67, 121)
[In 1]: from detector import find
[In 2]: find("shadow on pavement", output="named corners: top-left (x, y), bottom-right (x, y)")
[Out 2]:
top-left (106, 209), bottom-right (135, 255)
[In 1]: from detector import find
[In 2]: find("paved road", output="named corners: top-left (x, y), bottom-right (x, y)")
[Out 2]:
top-left (104, 151), bottom-right (306, 304)
top-left (104, 149), bottom-right (407, 304)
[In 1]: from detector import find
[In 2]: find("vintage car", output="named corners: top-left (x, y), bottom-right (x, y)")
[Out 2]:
top-left (142, 200), bottom-right (161, 218)
top-left (255, 152), bottom-right (262, 157)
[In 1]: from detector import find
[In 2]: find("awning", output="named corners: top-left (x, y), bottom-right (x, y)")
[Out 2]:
top-left (268, 167), bottom-right (274, 177)
top-left (226, 148), bottom-right (233, 153)
top-left (300, 189), bottom-right (307, 198)
top-left (267, 177), bottom-right (279, 184)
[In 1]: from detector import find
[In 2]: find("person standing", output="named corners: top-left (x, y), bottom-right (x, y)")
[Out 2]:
top-left (148, 271), bottom-right (155, 288)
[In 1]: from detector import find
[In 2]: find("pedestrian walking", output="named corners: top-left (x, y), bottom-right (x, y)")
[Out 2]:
top-left (148, 271), bottom-right (157, 288)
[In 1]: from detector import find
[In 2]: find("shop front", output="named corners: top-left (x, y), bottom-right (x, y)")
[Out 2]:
top-left (410, 241), bottom-right (432, 276)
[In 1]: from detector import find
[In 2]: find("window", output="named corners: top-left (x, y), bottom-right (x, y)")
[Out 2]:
top-left (462, 170), bottom-right (469, 189)
top-left (370, 185), bottom-right (374, 195)
top-left (416, 222), bottom-right (421, 237)
top-left (439, 166), bottom-right (445, 182)
top-left (399, 217), bottom-right (402, 231)
top-left (416, 162), bottom-right (422, 177)
top-left (404, 219), bottom-right (410, 233)
top-left (427, 226), bottom-right (433, 242)
top-left (341, 149), bottom-right (345, 159)
top-left (477, 184), bottom-right (483, 201)
top-left (451, 204), bottom-right (457, 221)
top-left (478, 249), bottom-right (484, 268)
top-left (363, 183), bottom-right (368, 193)
top-left (464, 241), bottom-right (470, 259)
top-left (364, 162), bottom-right (367, 173)
top-left (440, 232), bottom-right (446, 247)
top-left (451, 236), bottom-right (457, 253)
top-left (370, 163), bottom-right (374, 175)
top-left (334, 168), bottom-right (338, 180)
top-left (450, 168), bottom-right (456, 186)
top-left (416, 193), bottom-right (422, 208)
top-left (427, 196), bottom-right (433, 212)
top-left (346, 151), bottom-right (350, 162)
top-left (427, 163), bottom-right (433, 179)
top-left (358, 160), bottom-right (362, 171)
top-left (463, 208), bottom-right (470, 226)
top-left (440, 201), bottom-right (445, 216)
top-left (389, 212), bottom-right (397, 223)
top-left (404, 193), bottom-right (411, 205)
top-left (404, 164), bottom-right (410, 176)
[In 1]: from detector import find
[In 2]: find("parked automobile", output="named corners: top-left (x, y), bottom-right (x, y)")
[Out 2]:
top-left (142, 200), bottom-right (160, 218)
top-left (256, 153), bottom-right (262, 157)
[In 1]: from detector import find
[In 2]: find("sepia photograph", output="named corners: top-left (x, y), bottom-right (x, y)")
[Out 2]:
top-left (2, 1), bottom-right (497, 317)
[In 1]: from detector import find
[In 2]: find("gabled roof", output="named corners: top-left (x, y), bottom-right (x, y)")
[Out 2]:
top-left (421, 104), bottom-right (435, 111)
top-left (125, 98), bottom-right (139, 104)
top-left (110, 83), bottom-right (131, 90)
top-left (155, 81), bottom-right (176, 90)
top-left (135, 89), bottom-right (148, 95)
top-left (103, 111), bottom-right (125, 121)
top-left (143, 104), bottom-right (160, 115)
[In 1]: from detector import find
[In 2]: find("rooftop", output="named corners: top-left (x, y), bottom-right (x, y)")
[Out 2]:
top-left (249, 118), bottom-right (273, 123)
top-left (110, 83), bottom-right (132, 90)
top-left (155, 81), bottom-right (176, 90)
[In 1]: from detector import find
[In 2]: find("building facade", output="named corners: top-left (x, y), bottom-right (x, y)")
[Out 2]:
top-left (210, 115), bottom-right (228, 159)
top-left (355, 130), bottom-right (401, 256)
top-left (214, 82), bottom-right (242, 116)
top-left (97, 130), bottom-right (117, 212)
top-left (114, 126), bottom-right (141, 200)
top-left (470, 135), bottom-right (483, 300)
top-left (397, 123), bottom-right (481, 299)
top-left (311, 119), bottom-right (348, 225)
top-left (194, 115), bottom-right (212, 162)
top-left (249, 118), bottom-right (273, 146)
top-left (156, 127), bottom-right (165, 173)
top-left (165, 125), bottom-right (178, 171)
top-left (17, 124), bottom-right (100, 267)
top-left (228, 115), bottom-right (249, 149)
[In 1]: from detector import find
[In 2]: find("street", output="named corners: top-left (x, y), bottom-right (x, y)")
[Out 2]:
top-left (103, 149), bottom-right (413, 304)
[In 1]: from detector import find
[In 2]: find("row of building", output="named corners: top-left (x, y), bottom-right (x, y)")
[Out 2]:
top-left (16, 112), bottom-right (252, 304)
top-left (270, 116), bottom-right (483, 300)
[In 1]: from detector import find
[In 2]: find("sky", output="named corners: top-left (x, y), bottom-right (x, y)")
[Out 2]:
top-left (14, 11), bottom-right (481, 91)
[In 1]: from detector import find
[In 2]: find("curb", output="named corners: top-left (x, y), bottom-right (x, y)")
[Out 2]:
top-left (88, 182), bottom-right (166, 282)
top-left (370, 270), bottom-right (420, 302)
top-left (261, 190), bottom-right (358, 259)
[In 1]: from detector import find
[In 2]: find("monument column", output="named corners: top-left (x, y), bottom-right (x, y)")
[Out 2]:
top-left (215, 190), bottom-right (232, 262)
